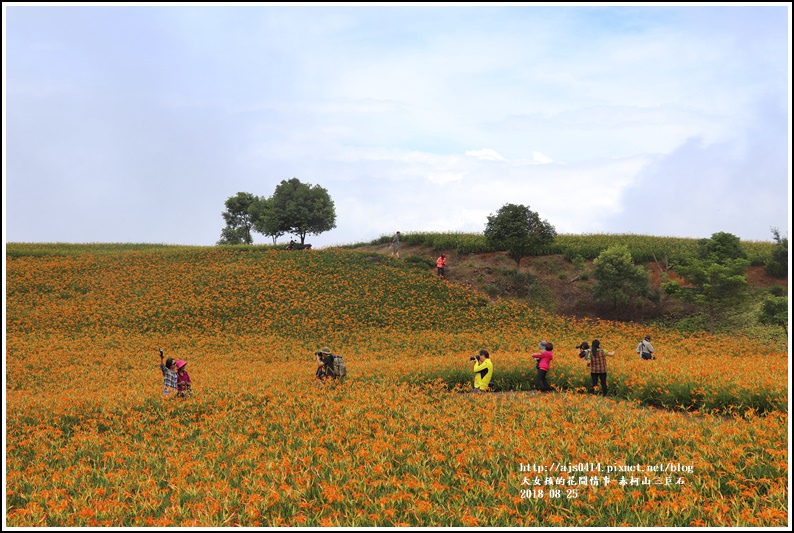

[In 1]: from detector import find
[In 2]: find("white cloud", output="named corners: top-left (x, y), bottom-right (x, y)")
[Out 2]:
top-left (464, 148), bottom-right (507, 161)
top-left (529, 151), bottom-right (554, 165)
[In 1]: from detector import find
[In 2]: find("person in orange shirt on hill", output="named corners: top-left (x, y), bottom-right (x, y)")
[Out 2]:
top-left (436, 253), bottom-right (447, 279)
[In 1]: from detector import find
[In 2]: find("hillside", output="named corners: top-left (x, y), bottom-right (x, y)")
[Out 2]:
top-left (5, 245), bottom-right (537, 341)
top-left (5, 243), bottom-right (789, 527)
top-left (352, 242), bottom-right (788, 328)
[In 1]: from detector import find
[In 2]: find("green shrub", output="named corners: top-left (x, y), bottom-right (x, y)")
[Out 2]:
top-left (483, 284), bottom-right (500, 298)
top-left (764, 228), bottom-right (788, 278)
top-left (768, 285), bottom-right (786, 297)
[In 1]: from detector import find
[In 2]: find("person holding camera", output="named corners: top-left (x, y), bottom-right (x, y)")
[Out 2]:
top-left (532, 342), bottom-right (554, 392)
top-left (471, 349), bottom-right (493, 393)
top-left (576, 341), bottom-right (591, 366)
top-left (315, 346), bottom-right (348, 383)
top-left (315, 352), bottom-right (327, 381)
top-left (588, 339), bottom-right (615, 396)
top-left (315, 347), bottom-right (334, 382)
top-left (158, 348), bottom-right (178, 397)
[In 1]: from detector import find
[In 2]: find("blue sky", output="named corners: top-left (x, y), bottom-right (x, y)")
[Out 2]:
top-left (3, 4), bottom-right (791, 247)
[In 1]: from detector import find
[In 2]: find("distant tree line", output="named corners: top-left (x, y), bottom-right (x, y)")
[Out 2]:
top-left (218, 178), bottom-right (336, 245)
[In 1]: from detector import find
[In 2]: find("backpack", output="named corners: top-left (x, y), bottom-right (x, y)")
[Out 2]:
top-left (330, 355), bottom-right (347, 378)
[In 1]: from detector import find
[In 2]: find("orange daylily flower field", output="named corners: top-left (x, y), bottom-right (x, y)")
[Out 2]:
top-left (5, 244), bottom-right (789, 527)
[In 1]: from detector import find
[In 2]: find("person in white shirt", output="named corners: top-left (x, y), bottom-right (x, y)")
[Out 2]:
top-left (636, 335), bottom-right (655, 360)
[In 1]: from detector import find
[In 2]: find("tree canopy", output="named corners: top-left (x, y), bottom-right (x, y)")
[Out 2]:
top-left (696, 231), bottom-right (747, 262)
top-left (218, 192), bottom-right (259, 245)
top-left (664, 231), bottom-right (752, 333)
top-left (250, 196), bottom-right (284, 245)
top-left (765, 227), bottom-right (788, 278)
top-left (219, 179), bottom-right (337, 246)
top-left (592, 244), bottom-right (651, 317)
top-left (758, 295), bottom-right (788, 335)
top-left (483, 203), bottom-right (556, 270)
top-left (269, 178), bottom-right (336, 244)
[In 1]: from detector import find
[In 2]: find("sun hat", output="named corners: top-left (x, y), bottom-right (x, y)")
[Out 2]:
top-left (320, 347), bottom-right (332, 355)
top-left (175, 360), bottom-right (187, 370)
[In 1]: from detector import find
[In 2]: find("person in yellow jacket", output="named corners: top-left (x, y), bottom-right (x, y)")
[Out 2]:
top-left (472, 349), bottom-right (494, 392)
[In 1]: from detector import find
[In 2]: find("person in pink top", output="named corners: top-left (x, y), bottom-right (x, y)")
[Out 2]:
top-left (532, 341), bottom-right (554, 392)
top-left (175, 360), bottom-right (192, 398)
top-left (436, 253), bottom-right (447, 279)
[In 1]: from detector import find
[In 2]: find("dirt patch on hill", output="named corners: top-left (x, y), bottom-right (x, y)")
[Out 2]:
top-left (744, 266), bottom-right (788, 289)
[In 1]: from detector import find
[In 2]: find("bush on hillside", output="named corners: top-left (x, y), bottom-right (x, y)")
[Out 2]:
top-left (764, 227), bottom-right (788, 278)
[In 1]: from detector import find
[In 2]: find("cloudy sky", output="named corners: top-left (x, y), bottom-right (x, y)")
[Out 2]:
top-left (3, 4), bottom-right (791, 248)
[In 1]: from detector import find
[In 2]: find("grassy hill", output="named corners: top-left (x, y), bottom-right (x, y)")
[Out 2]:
top-left (6, 244), bottom-right (525, 338)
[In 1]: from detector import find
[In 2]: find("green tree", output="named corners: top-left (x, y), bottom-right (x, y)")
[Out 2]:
top-left (218, 192), bottom-right (259, 245)
top-left (664, 257), bottom-right (750, 333)
top-left (765, 227), bottom-right (788, 278)
top-left (665, 232), bottom-right (753, 333)
top-left (697, 231), bottom-right (747, 262)
top-left (217, 226), bottom-right (248, 245)
top-left (269, 178), bottom-right (336, 244)
top-left (251, 197), bottom-right (285, 245)
top-left (592, 244), bottom-right (651, 315)
top-left (758, 295), bottom-right (788, 335)
top-left (483, 203), bottom-right (556, 271)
